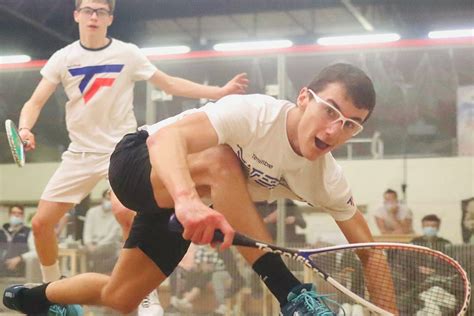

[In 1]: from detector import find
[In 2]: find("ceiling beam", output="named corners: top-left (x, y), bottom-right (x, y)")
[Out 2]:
top-left (340, 0), bottom-right (374, 31)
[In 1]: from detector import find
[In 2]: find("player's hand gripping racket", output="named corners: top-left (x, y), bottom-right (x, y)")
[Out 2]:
top-left (169, 215), bottom-right (471, 315)
top-left (5, 119), bottom-right (26, 167)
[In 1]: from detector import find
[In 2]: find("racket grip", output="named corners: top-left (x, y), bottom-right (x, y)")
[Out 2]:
top-left (168, 214), bottom-right (225, 243)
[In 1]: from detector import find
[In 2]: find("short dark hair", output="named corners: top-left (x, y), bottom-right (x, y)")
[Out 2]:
top-left (9, 205), bottom-right (25, 215)
top-left (308, 63), bottom-right (376, 122)
top-left (75, 0), bottom-right (115, 13)
top-left (384, 189), bottom-right (398, 198)
top-left (422, 214), bottom-right (441, 224)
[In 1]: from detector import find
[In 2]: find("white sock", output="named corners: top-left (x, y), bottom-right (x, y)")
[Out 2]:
top-left (40, 261), bottom-right (61, 283)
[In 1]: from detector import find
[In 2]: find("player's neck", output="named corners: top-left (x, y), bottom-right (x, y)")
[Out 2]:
top-left (286, 107), bottom-right (302, 156)
top-left (80, 34), bottom-right (110, 50)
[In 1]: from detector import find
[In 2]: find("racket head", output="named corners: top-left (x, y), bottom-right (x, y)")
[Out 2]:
top-left (5, 119), bottom-right (25, 167)
top-left (301, 242), bottom-right (471, 315)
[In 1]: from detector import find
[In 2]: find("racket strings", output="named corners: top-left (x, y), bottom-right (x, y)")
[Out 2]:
top-left (309, 247), bottom-right (468, 315)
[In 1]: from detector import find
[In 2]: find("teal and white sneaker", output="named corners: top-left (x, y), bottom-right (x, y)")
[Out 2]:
top-left (281, 283), bottom-right (336, 316)
top-left (3, 283), bottom-right (83, 316)
top-left (47, 304), bottom-right (84, 316)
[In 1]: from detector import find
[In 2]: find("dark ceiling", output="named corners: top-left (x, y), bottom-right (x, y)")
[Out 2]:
top-left (0, 0), bottom-right (473, 59)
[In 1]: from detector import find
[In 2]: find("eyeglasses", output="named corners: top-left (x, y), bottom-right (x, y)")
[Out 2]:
top-left (77, 7), bottom-right (111, 18)
top-left (307, 89), bottom-right (364, 136)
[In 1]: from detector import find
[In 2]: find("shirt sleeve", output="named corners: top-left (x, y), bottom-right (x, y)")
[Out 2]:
top-left (321, 159), bottom-right (357, 221)
top-left (202, 94), bottom-right (262, 146)
top-left (40, 49), bottom-right (65, 84)
top-left (128, 44), bottom-right (158, 82)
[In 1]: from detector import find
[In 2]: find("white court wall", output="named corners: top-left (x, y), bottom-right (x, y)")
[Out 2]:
top-left (0, 156), bottom-right (473, 243)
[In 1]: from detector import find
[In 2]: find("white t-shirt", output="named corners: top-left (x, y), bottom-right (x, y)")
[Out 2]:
top-left (144, 94), bottom-right (357, 221)
top-left (374, 203), bottom-right (413, 231)
top-left (41, 38), bottom-right (157, 153)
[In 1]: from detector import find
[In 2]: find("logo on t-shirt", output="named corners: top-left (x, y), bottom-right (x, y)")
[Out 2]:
top-left (236, 145), bottom-right (280, 189)
top-left (69, 64), bottom-right (124, 103)
top-left (346, 196), bottom-right (355, 206)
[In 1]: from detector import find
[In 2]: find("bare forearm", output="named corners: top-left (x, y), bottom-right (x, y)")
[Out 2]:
top-left (162, 76), bottom-right (224, 100)
top-left (19, 100), bottom-right (42, 129)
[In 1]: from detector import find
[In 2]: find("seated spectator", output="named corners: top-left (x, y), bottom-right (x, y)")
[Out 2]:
top-left (411, 214), bottom-right (452, 252)
top-left (375, 189), bottom-right (414, 234)
top-left (462, 198), bottom-right (474, 243)
top-left (259, 200), bottom-right (307, 244)
top-left (82, 190), bottom-right (121, 273)
top-left (170, 245), bottom-right (229, 315)
top-left (0, 205), bottom-right (35, 277)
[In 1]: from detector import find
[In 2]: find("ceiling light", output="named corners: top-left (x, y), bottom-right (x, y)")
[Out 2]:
top-left (140, 46), bottom-right (191, 56)
top-left (428, 28), bottom-right (474, 39)
top-left (317, 33), bottom-right (401, 46)
top-left (213, 40), bottom-right (293, 52)
top-left (0, 55), bottom-right (31, 64)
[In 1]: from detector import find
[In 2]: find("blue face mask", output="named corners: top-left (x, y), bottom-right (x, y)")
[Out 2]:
top-left (9, 216), bottom-right (23, 227)
top-left (423, 226), bottom-right (438, 237)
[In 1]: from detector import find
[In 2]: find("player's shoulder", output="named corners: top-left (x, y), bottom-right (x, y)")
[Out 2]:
top-left (113, 39), bottom-right (142, 52)
top-left (50, 40), bottom-right (80, 58)
top-left (219, 94), bottom-right (289, 111)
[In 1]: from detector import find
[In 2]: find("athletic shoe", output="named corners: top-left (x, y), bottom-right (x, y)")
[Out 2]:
top-left (3, 284), bottom-right (83, 316)
top-left (47, 304), bottom-right (83, 316)
top-left (280, 283), bottom-right (335, 316)
top-left (170, 296), bottom-right (192, 312)
top-left (138, 290), bottom-right (164, 316)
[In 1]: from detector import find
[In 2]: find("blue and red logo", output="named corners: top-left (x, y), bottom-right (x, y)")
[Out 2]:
top-left (69, 64), bottom-right (124, 103)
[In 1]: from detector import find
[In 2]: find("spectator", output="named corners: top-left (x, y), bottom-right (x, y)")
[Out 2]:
top-left (375, 189), bottom-right (414, 234)
top-left (0, 205), bottom-right (35, 277)
top-left (462, 198), bottom-right (474, 243)
top-left (170, 245), bottom-right (229, 315)
top-left (411, 214), bottom-right (451, 252)
top-left (260, 200), bottom-right (307, 244)
top-left (82, 190), bottom-right (121, 273)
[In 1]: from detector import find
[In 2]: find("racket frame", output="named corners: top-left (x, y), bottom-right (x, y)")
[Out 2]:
top-left (5, 119), bottom-right (25, 167)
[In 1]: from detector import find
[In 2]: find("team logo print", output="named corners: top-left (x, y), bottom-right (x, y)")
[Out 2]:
top-left (69, 64), bottom-right (124, 103)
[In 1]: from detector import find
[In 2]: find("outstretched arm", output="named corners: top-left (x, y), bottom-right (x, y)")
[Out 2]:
top-left (146, 112), bottom-right (235, 249)
top-left (148, 69), bottom-right (248, 100)
top-left (337, 210), bottom-right (398, 314)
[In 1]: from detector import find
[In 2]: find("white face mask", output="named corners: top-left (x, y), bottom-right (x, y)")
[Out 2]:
top-left (423, 226), bottom-right (438, 237)
top-left (9, 215), bottom-right (24, 227)
top-left (101, 200), bottom-right (112, 212)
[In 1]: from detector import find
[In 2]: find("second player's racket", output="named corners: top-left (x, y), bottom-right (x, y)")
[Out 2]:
top-left (168, 215), bottom-right (471, 315)
top-left (4, 119), bottom-right (26, 167)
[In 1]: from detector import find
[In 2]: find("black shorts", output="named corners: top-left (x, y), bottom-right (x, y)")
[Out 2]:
top-left (109, 130), bottom-right (190, 276)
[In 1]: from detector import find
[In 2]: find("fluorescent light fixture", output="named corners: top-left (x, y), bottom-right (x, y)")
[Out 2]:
top-left (428, 28), bottom-right (474, 39)
top-left (317, 33), bottom-right (401, 46)
top-left (0, 55), bottom-right (31, 64)
top-left (213, 39), bottom-right (293, 52)
top-left (140, 45), bottom-right (190, 56)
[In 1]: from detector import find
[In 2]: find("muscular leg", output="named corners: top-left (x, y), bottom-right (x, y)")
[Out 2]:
top-left (110, 191), bottom-right (136, 240)
top-left (31, 200), bottom-right (74, 281)
top-left (45, 248), bottom-right (166, 314)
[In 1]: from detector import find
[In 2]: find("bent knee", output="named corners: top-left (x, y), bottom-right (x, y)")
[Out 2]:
top-left (31, 214), bottom-right (57, 236)
top-left (102, 292), bottom-right (140, 314)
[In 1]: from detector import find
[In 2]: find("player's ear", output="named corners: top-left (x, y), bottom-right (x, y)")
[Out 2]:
top-left (107, 14), bottom-right (114, 26)
top-left (73, 10), bottom-right (80, 23)
top-left (296, 87), bottom-right (309, 110)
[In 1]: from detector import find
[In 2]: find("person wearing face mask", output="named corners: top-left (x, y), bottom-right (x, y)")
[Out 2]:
top-left (410, 214), bottom-right (451, 252)
top-left (0, 205), bottom-right (35, 277)
top-left (82, 189), bottom-right (121, 273)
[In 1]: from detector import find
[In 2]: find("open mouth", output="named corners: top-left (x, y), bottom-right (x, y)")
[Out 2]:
top-left (315, 138), bottom-right (330, 150)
